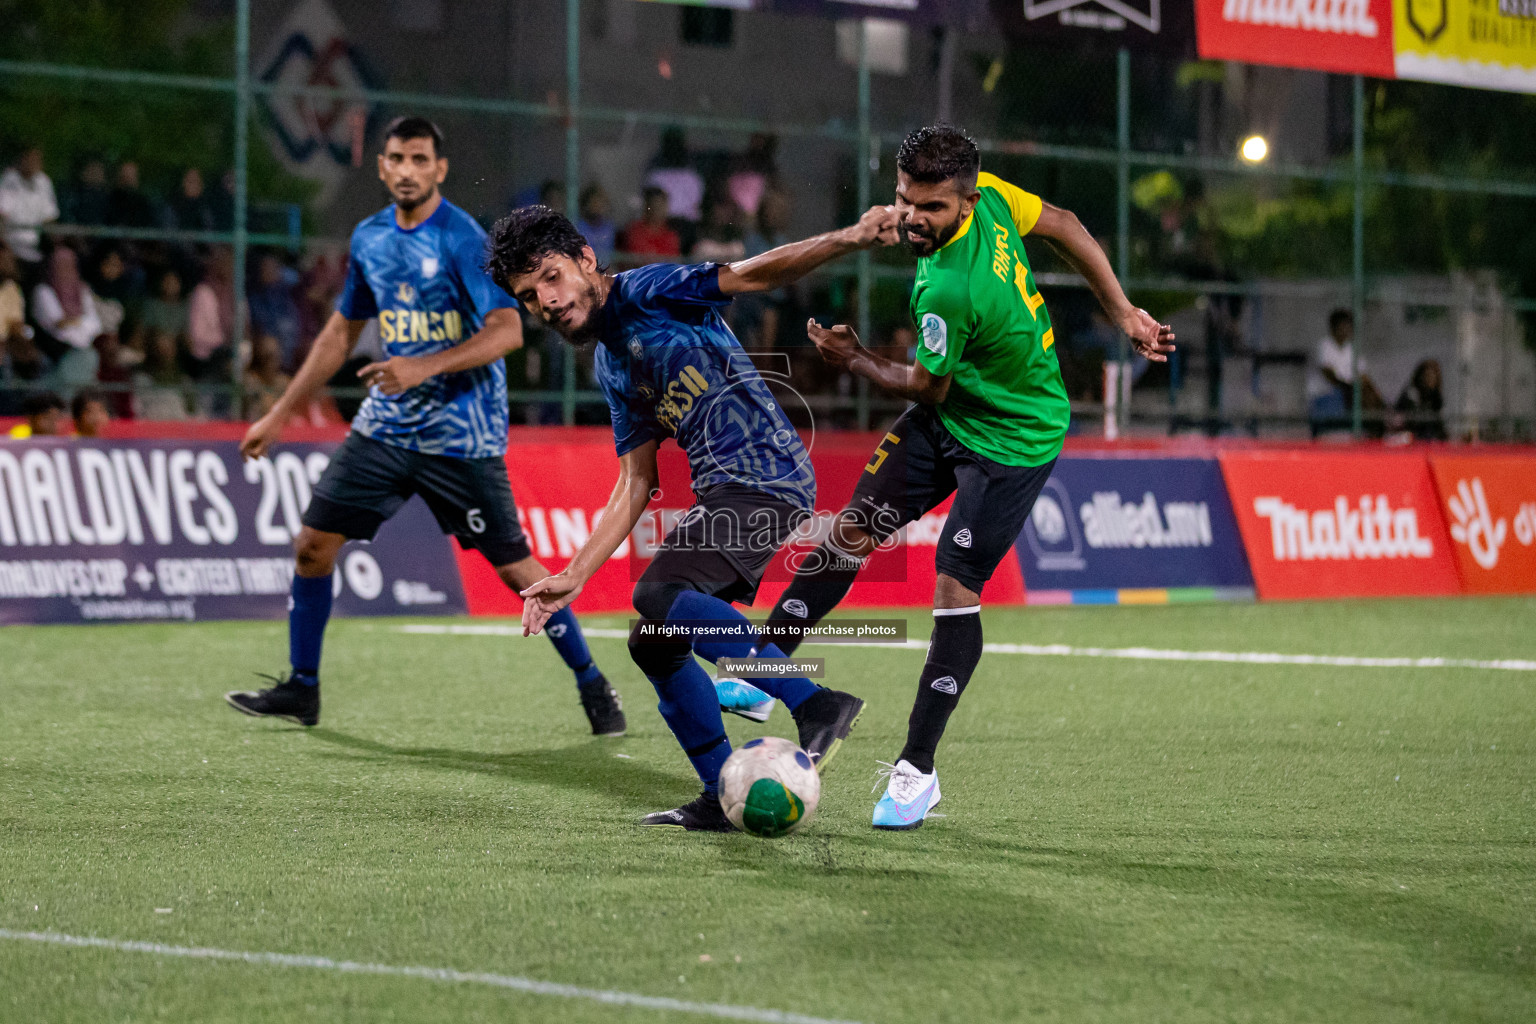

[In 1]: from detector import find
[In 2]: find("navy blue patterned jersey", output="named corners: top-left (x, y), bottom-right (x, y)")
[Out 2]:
top-left (337, 198), bottom-right (518, 458)
top-left (592, 263), bottom-right (815, 511)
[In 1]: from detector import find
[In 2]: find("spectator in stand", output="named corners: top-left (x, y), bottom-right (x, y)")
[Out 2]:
top-left (539, 179), bottom-right (567, 215)
top-left (165, 167), bottom-right (215, 233)
top-left (618, 187), bottom-right (680, 261)
top-left (645, 126), bottom-right (704, 225)
top-left (137, 268), bottom-right (189, 361)
top-left (132, 327), bottom-right (192, 421)
top-left (576, 184), bottom-right (616, 265)
top-left (1306, 308), bottom-right (1384, 436)
top-left (243, 332), bottom-right (291, 419)
top-left (735, 187), bottom-right (793, 349)
top-left (63, 159), bottom-right (111, 227)
top-left (106, 161), bottom-right (157, 229)
top-left (7, 390), bottom-right (66, 437)
top-left (1394, 359), bottom-right (1447, 441)
top-left (72, 388), bottom-right (111, 437)
top-left (0, 241), bottom-right (40, 393)
top-left (209, 169), bottom-right (237, 231)
top-left (90, 246), bottom-right (144, 340)
top-left (187, 246), bottom-right (238, 383)
top-left (248, 250), bottom-right (303, 369)
top-left (32, 245), bottom-right (103, 395)
top-left (296, 246), bottom-right (346, 352)
top-left (690, 194), bottom-right (746, 264)
top-left (0, 146), bottom-right (59, 287)
top-left (727, 132), bottom-right (778, 221)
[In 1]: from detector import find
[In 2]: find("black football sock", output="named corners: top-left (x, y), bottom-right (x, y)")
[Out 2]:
top-left (761, 540), bottom-right (864, 656)
top-left (898, 607), bottom-right (984, 775)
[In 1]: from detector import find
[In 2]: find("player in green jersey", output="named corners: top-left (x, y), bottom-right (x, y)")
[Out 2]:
top-left (760, 124), bottom-right (1175, 829)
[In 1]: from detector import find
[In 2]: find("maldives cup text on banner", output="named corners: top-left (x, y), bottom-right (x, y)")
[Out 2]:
top-left (0, 440), bottom-right (465, 625)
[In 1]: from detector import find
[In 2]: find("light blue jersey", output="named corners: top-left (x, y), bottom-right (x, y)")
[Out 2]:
top-left (338, 198), bottom-right (518, 458)
top-left (592, 263), bottom-right (815, 511)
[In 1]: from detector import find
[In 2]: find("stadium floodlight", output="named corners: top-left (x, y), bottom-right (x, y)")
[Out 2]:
top-left (1240, 134), bottom-right (1269, 164)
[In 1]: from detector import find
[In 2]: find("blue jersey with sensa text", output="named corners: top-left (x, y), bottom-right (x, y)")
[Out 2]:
top-left (337, 198), bottom-right (518, 459)
top-left (593, 263), bottom-right (815, 511)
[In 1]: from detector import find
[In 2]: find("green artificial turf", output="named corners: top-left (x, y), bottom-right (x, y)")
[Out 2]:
top-left (2, 597), bottom-right (1533, 1023)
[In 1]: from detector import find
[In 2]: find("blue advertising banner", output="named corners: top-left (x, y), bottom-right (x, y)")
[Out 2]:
top-left (1016, 456), bottom-right (1254, 602)
top-left (0, 440), bottom-right (466, 625)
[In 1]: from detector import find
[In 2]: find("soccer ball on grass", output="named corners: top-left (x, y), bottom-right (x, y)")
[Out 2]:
top-left (720, 736), bottom-right (821, 837)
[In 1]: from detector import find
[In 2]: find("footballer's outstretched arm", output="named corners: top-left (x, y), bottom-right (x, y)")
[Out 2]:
top-left (357, 306), bottom-right (524, 395)
top-left (240, 311), bottom-right (367, 460)
top-left (806, 320), bottom-right (951, 405)
top-left (718, 205), bottom-right (900, 295)
top-left (1029, 202), bottom-right (1175, 362)
top-left (519, 440), bottom-right (660, 636)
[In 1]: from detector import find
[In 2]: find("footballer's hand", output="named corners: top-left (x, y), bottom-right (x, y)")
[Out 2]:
top-left (807, 320), bottom-right (861, 369)
top-left (358, 355), bottom-right (431, 395)
top-left (239, 410), bottom-right (284, 461)
top-left (519, 572), bottom-right (585, 637)
top-left (1117, 307), bottom-right (1176, 363)
top-left (848, 205), bottom-right (901, 249)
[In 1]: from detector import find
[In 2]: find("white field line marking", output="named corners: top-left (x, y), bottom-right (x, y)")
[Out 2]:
top-left (0, 929), bottom-right (863, 1024)
top-left (393, 624), bottom-right (1536, 672)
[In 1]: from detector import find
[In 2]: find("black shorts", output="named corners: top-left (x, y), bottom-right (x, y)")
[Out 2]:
top-left (846, 404), bottom-right (1055, 595)
top-left (302, 432), bottom-right (532, 566)
top-left (638, 483), bottom-right (809, 607)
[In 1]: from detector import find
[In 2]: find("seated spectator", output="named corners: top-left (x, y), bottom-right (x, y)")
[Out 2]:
top-left (1306, 309), bottom-right (1384, 436)
top-left (31, 246), bottom-right (103, 395)
top-left (735, 187), bottom-right (794, 349)
top-left (247, 251), bottom-right (303, 369)
top-left (1394, 359), bottom-right (1447, 441)
top-left (7, 390), bottom-right (66, 438)
top-left (0, 240), bottom-right (41, 389)
top-left (618, 188), bottom-right (681, 261)
top-left (132, 329), bottom-right (192, 421)
top-left (243, 333), bottom-right (291, 419)
top-left (89, 246), bottom-right (144, 340)
top-left (137, 268), bottom-right (189, 360)
top-left (187, 247), bottom-right (237, 381)
top-left (576, 184), bottom-right (616, 265)
top-left (63, 158), bottom-right (110, 227)
top-left (727, 132), bottom-right (778, 220)
top-left (690, 195), bottom-right (746, 264)
top-left (165, 167), bottom-right (214, 233)
top-left (297, 246), bottom-right (346, 347)
top-left (539, 179), bottom-right (567, 214)
top-left (72, 388), bottom-right (111, 437)
top-left (106, 161), bottom-right (157, 229)
top-left (0, 145), bottom-right (58, 286)
top-left (645, 127), bottom-right (704, 223)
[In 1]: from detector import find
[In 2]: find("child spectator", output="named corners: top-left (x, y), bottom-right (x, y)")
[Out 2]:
top-left (7, 390), bottom-right (66, 437)
top-left (71, 388), bottom-right (111, 437)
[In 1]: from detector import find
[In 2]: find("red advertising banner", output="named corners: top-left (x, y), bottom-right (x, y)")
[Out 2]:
top-left (1218, 451), bottom-right (1459, 600)
top-left (1195, 0), bottom-right (1397, 77)
top-left (1427, 454), bottom-right (1536, 594)
top-left (455, 429), bottom-right (1025, 616)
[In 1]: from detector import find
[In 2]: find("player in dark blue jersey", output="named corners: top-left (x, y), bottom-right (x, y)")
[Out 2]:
top-left (486, 203), bottom-right (900, 831)
top-left (225, 117), bottom-right (623, 737)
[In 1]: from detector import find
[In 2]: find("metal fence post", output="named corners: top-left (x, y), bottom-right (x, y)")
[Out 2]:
top-left (855, 20), bottom-right (872, 432)
top-left (1351, 74), bottom-right (1365, 438)
top-left (563, 0), bottom-right (581, 426)
top-left (1115, 47), bottom-right (1131, 435)
top-left (232, 0), bottom-right (250, 414)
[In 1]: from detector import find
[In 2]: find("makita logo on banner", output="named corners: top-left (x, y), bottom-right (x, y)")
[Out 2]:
top-left (1220, 0), bottom-right (1379, 35)
top-left (1252, 496), bottom-right (1434, 561)
top-left (1081, 492), bottom-right (1214, 550)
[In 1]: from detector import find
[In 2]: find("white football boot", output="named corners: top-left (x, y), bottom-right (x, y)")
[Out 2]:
top-left (871, 759), bottom-right (941, 830)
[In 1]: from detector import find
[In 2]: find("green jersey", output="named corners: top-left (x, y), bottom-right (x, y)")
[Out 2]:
top-left (911, 171), bottom-right (1070, 467)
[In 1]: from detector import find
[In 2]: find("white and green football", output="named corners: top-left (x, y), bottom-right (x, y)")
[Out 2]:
top-left (719, 736), bottom-right (821, 837)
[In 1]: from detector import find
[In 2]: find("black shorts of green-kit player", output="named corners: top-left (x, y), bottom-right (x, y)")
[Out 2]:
top-left (847, 403), bottom-right (1055, 595)
top-left (303, 431), bottom-right (531, 565)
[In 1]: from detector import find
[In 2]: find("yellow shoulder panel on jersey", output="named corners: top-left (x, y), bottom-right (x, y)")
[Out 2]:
top-left (978, 171), bottom-right (1043, 237)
